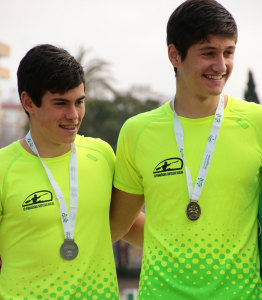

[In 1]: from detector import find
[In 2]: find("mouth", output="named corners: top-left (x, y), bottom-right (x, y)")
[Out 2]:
top-left (59, 124), bottom-right (78, 130)
top-left (204, 73), bottom-right (226, 80)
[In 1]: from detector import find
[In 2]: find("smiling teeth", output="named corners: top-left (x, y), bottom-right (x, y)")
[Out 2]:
top-left (206, 74), bottom-right (225, 80)
top-left (61, 125), bottom-right (76, 129)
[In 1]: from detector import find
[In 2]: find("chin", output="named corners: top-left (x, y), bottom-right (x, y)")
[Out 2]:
top-left (62, 136), bottom-right (77, 145)
top-left (206, 88), bottom-right (223, 96)
top-left (211, 91), bottom-right (222, 96)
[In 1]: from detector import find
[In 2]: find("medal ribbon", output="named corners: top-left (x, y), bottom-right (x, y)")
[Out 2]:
top-left (172, 94), bottom-right (224, 202)
top-left (26, 131), bottom-right (78, 240)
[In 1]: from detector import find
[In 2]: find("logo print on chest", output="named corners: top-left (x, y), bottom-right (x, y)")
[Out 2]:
top-left (153, 158), bottom-right (183, 178)
top-left (22, 190), bottom-right (54, 211)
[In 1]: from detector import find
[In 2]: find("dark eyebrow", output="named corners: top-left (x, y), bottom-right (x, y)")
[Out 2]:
top-left (51, 96), bottom-right (86, 102)
top-left (198, 46), bottom-right (236, 51)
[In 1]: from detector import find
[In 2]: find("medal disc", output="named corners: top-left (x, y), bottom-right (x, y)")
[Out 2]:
top-left (60, 239), bottom-right (79, 260)
top-left (186, 201), bottom-right (201, 221)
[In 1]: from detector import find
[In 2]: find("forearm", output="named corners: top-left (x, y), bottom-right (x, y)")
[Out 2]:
top-left (110, 188), bottom-right (144, 245)
top-left (122, 212), bottom-right (144, 247)
top-left (110, 214), bottom-right (132, 244)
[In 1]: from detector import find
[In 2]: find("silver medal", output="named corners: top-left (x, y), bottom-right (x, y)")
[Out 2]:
top-left (25, 132), bottom-right (80, 261)
top-left (60, 239), bottom-right (79, 260)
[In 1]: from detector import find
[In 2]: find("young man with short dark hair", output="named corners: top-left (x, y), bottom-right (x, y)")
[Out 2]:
top-left (110, 0), bottom-right (262, 298)
top-left (0, 44), bottom-right (119, 299)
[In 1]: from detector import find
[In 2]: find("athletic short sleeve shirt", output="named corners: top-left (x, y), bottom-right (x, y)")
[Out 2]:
top-left (0, 135), bottom-right (119, 300)
top-left (114, 96), bottom-right (262, 299)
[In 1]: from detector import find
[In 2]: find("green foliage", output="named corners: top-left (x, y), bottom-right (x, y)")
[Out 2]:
top-left (244, 70), bottom-right (260, 104)
top-left (76, 47), bottom-right (116, 99)
top-left (76, 46), bottom-right (161, 152)
top-left (78, 95), bottom-right (160, 151)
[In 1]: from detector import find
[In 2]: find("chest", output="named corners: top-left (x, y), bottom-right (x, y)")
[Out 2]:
top-left (135, 118), bottom-right (262, 198)
top-left (2, 153), bottom-right (113, 229)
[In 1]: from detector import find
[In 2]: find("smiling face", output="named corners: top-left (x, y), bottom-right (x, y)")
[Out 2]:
top-left (169, 35), bottom-right (236, 101)
top-left (22, 83), bottom-right (85, 156)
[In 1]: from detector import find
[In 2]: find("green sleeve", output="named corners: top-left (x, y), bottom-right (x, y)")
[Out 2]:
top-left (258, 190), bottom-right (262, 276)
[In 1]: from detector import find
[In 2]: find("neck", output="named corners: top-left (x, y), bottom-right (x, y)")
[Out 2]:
top-left (172, 92), bottom-right (227, 118)
top-left (20, 135), bottom-right (72, 158)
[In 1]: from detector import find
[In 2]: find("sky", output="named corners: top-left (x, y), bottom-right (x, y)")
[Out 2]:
top-left (0, 0), bottom-right (262, 102)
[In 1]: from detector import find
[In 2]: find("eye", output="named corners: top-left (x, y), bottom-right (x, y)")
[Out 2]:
top-left (54, 101), bottom-right (66, 106)
top-left (202, 52), bottom-right (214, 57)
top-left (224, 50), bottom-right (234, 57)
top-left (76, 98), bottom-right (85, 105)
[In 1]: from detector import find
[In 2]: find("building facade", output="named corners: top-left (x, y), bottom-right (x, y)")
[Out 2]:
top-left (0, 41), bottom-right (10, 120)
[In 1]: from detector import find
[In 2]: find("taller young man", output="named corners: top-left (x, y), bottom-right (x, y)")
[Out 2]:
top-left (0, 44), bottom-right (119, 299)
top-left (110, 0), bottom-right (262, 298)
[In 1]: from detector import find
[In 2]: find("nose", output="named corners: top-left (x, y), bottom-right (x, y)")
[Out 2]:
top-left (213, 54), bottom-right (227, 73)
top-left (66, 105), bottom-right (78, 120)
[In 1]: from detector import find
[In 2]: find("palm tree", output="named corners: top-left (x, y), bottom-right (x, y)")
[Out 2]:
top-left (76, 47), bottom-right (116, 99)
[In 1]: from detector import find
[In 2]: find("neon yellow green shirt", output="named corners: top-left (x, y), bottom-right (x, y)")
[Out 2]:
top-left (0, 135), bottom-right (119, 300)
top-left (114, 96), bottom-right (262, 299)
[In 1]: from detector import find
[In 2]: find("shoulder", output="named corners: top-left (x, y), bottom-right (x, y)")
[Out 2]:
top-left (228, 96), bottom-right (262, 122)
top-left (75, 134), bottom-right (114, 154)
top-left (0, 141), bottom-right (21, 165)
top-left (228, 96), bottom-right (262, 113)
top-left (0, 141), bottom-right (22, 186)
top-left (75, 134), bottom-right (115, 169)
top-left (120, 101), bottom-right (171, 135)
top-left (227, 96), bottom-right (262, 137)
top-left (0, 141), bottom-right (18, 155)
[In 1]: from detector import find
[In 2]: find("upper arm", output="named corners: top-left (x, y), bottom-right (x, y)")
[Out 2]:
top-left (113, 120), bottom-right (144, 194)
top-left (110, 187), bottom-right (144, 243)
top-left (0, 175), bottom-right (3, 224)
top-left (0, 200), bottom-right (2, 224)
top-left (110, 187), bottom-right (144, 226)
top-left (111, 119), bottom-right (145, 243)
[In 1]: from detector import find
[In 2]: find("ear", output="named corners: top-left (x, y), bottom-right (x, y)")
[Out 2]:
top-left (168, 44), bottom-right (181, 68)
top-left (21, 91), bottom-right (35, 115)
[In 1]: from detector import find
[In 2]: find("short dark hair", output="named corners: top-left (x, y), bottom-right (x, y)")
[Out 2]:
top-left (167, 0), bottom-right (238, 63)
top-left (17, 44), bottom-right (85, 116)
